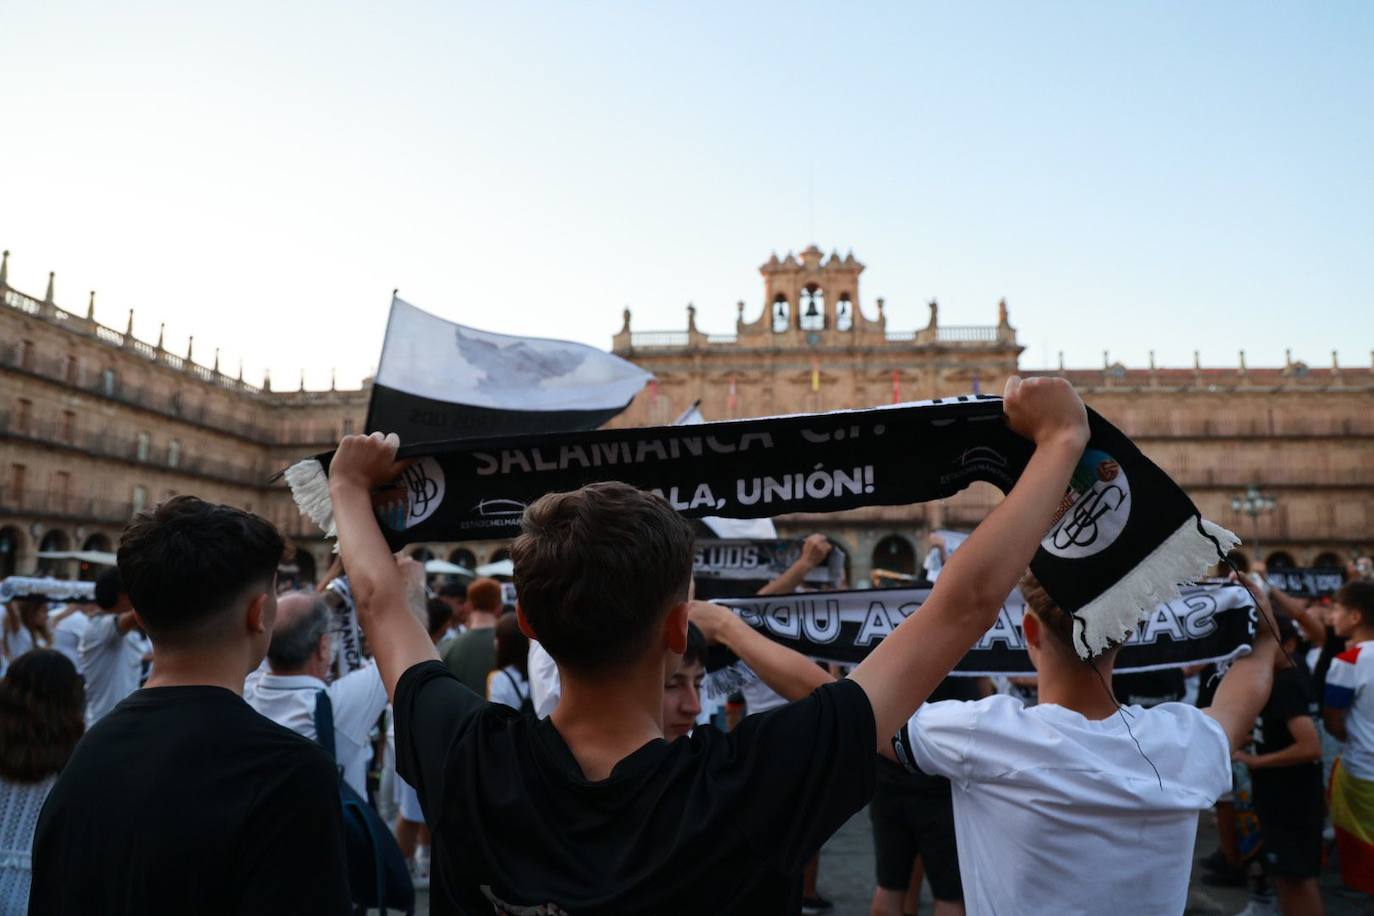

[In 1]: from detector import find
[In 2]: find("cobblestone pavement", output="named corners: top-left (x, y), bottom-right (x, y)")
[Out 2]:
top-left (408, 807), bottom-right (1371, 915)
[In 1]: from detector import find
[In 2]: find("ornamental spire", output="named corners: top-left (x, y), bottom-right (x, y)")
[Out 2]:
top-left (44, 271), bottom-right (55, 304)
top-left (87, 291), bottom-right (96, 320)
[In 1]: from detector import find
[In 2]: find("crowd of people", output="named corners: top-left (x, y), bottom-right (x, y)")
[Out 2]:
top-left (0, 376), bottom-right (1370, 914)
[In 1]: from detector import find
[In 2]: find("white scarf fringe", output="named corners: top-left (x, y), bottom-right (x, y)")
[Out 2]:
top-left (284, 458), bottom-right (337, 541)
top-left (1072, 517), bottom-right (1240, 659)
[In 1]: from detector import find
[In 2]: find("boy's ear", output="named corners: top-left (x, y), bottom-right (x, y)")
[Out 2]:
top-left (1022, 610), bottom-right (1043, 651)
top-left (515, 602), bottom-right (537, 641)
top-left (245, 592), bottom-right (269, 636)
top-left (664, 601), bottom-right (689, 655)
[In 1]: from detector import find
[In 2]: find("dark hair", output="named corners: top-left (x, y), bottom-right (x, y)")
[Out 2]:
top-left (1275, 614), bottom-right (1299, 646)
top-left (683, 622), bottom-right (707, 669)
top-left (1335, 580), bottom-right (1374, 628)
top-left (118, 495), bottom-right (285, 643)
top-left (266, 593), bottom-right (329, 670)
top-left (0, 649), bottom-right (85, 782)
top-left (438, 581), bottom-right (468, 600)
top-left (425, 598), bottom-right (452, 638)
top-left (512, 482), bottom-right (694, 675)
top-left (467, 578), bottom-right (502, 613)
top-left (493, 612), bottom-right (529, 678)
top-left (94, 568), bottom-right (124, 610)
top-left (1226, 550), bottom-right (1251, 574)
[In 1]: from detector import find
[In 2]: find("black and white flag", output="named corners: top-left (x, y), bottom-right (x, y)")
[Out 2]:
top-left (703, 582), bottom-right (1258, 699)
top-left (366, 296), bottom-right (653, 444)
top-left (693, 539), bottom-right (847, 586)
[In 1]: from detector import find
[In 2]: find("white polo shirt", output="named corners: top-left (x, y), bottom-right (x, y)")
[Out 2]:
top-left (895, 694), bottom-right (1231, 916)
top-left (78, 614), bottom-right (145, 725)
top-left (244, 661), bottom-right (388, 798)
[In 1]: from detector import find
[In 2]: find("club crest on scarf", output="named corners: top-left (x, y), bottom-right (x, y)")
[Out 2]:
top-left (371, 457), bottom-right (446, 532)
top-left (1042, 448), bottom-right (1131, 560)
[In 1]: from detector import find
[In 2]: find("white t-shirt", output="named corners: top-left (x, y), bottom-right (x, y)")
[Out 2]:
top-left (244, 662), bottom-right (389, 798)
top-left (741, 678), bottom-right (788, 717)
top-left (487, 665), bottom-right (530, 711)
top-left (52, 611), bottom-right (91, 667)
top-left (896, 695), bottom-right (1231, 916)
top-left (78, 614), bottom-right (144, 725)
top-left (527, 640), bottom-right (561, 718)
top-left (1325, 639), bottom-right (1374, 779)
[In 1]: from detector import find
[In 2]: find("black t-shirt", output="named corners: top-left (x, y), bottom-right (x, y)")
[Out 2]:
top-left (1249, 667), bottom-right (1323, 811)
top-left (1112, 669), bottom-right (1186, 708)
top-left (394, 660), bottom-right (876, 915)
top-left (30, 685), bottom-right (351, 916)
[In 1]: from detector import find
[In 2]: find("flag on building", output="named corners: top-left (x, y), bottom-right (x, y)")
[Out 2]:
top-left (366, 296), bottom-right (653, 443)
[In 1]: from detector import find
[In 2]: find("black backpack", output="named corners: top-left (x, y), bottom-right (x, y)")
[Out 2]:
top-left (314, 691), bottom-right (416, 916)
top-left (501, 669), bottom-right (535, 716)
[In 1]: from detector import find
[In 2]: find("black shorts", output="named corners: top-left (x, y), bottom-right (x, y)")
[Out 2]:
top-left (869, 772), bottom-right (963, 902)
top-left (1254, 796), bottom-right (1324, 879)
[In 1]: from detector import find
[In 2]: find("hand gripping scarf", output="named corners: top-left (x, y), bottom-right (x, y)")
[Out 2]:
top-left (284, 395), bottom-right (1238, 658)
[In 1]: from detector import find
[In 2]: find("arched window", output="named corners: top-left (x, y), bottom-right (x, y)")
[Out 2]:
top-left (292, 548), bottom-right (318, 586)
top-left (836, 294), bottom-right (854, 332)
top-left (410, 546), bottom-right (435, 563)
top-left (1312, 551), bottom-right (1342, 569)
top-left (871, 534), bottom-right (916, 578)
top-left (167, 439), bottom-right (181, 468)
top-left (1264, 551), bottom-right (1296, 570)
top-left (136, 431), bottom-right (151, 462)
top-left (771, 294), bottom-right (790, 333)
top-left (0, 526), bottom-right (22, 578)
top-left (799, 284), bottom-right (825, 331)
top-left (79, 533), bottom-right (112, 581)
top-left (36, 529), bottom-right (71, 576)
top-left (489, 547), bottom-right (511, 563)
top-left (449, 548), bottom-right (477, 572)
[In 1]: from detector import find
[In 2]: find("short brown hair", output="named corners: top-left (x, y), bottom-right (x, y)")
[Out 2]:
top-left (1019, 571), bottom-right (1076, 647)
top-left (467, 577), bottom-right (503, 613)
top-left (1335, 580), bottom-right (1374, 628)
top-left (512, 482), bottom-right (694, 675)
top-left (118, 495), bottom-right (285, 642)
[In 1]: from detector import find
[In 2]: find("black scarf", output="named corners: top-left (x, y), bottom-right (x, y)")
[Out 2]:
top-left (703, 582), bottom-right (1258, 699)
top-left (286, 395), bottom-right (1237, 657)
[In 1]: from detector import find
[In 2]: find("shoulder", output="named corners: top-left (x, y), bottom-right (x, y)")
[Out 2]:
top-left (1335, 644), bottom-right (1365, 665)
top-left (1140, 702), bottom-right (1229, 747)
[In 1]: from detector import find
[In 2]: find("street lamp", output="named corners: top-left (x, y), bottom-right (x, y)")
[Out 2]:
top-left (1231, 485), bottom-right (1277, 561)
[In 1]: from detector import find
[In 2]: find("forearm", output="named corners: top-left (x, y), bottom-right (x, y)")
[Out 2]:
top-left (717, 615), bottom-right (834, 701)
top-left (329, 482), bottom-right (438, 697)
top-left (1249, 741), bottom-right (1321, 769)
top-left (1270, 589), bottom-right (1323, 645)
top-left (1206, 636), bottom-right (1278, 749)
top-left (851, 435), bottom-right (1084, 745)
top-left (1323, 708), bottom-right (1349, 741)
top-left (116, 611), bottom-right (139, 635)
top-left (757, 559), bottom-right (815, 597)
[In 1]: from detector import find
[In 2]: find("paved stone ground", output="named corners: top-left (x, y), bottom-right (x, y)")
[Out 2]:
top-left (407, 807), bottom-right (1372, 915)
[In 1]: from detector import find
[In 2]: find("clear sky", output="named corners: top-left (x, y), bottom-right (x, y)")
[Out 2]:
top-left (2, 2), bottom-right (1370, 388)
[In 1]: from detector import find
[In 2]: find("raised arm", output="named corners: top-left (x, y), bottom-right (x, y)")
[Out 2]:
top-left (328, 433), bottom-right (439, 700)
top-left (1268, 586), bottom-right (1325, 646)
top-left (689, 600), bottom-right (834, 701)
top-left (756, 535), bottom-right (832, 597)
top-left (1204, 585), bottom-right (1280, 750)
top-left (849, 376), bottom-right (1089, 750)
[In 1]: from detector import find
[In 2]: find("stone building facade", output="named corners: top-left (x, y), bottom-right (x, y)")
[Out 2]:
top-left (2, 245), bottom-right (1370, 585)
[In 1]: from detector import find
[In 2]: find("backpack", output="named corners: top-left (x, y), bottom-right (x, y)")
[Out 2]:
top-left (501, 669), bottom-right (535, 716)
top-left (314, 691), bottom-right (416, 916)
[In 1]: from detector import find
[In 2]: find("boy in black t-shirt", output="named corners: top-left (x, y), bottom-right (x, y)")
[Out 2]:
top-left (29, 496), bottom-right (351, 915)
top-left (1231, 615), bottom-right (1325, 915)
top-left (327, 376), bottom-right (1089, 914)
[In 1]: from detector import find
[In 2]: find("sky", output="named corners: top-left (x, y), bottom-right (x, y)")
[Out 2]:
top-left (1, 2), bottom-right (1370, 389)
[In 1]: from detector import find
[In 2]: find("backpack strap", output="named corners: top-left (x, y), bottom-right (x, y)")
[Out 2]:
top-left (503, 669), bottom-right (527, 702)
top-left (313, 689), bottom-right (338, 765)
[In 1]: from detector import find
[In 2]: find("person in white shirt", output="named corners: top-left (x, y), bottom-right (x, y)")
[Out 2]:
top-left (1, 597), bottom-right (50, 677)
top-left (50, 602), bottom-right (95, 668)
top-left (890, 571), bottom-right (1281, 916)
top-left (244, 591), bottom-right (388, 799)
top-left (487, 613), bottom-right (530, 712)
top-left (77, 570), bottom-right (144, 724)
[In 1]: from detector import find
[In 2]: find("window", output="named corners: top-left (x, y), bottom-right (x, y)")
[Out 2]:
top-left (131, 485), bottom-right (148, 514)
top-left (49, 471), bottom-right (71, 512)
top-left (136, 431), bottom-right (151, 462)
top-left (799, 285), bottom-right (825, 331)
top-left (19, 340), bottom-right (34, 370)
top-left (771, 294), bottom-right (790, 333)
top-left (65, 354), bottom-right (78, 383)
top-left (342, 418), bottom-right (355, 435)
top-left (62, 410), bottom-right (76, 442)
top-left (16, 399), bottom-right (32, 434)
top-left (8, 465), bottom-right (26, 503)
top-left (836, 294), bottom-right (854, 332)
top-left (167, 439), bottom-right (181, 468)
top-left (102, 368), bottom-right (116, 396)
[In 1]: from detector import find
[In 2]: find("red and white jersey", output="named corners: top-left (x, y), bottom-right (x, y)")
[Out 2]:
top-left (1326, 640), bottom-right (1374, 780)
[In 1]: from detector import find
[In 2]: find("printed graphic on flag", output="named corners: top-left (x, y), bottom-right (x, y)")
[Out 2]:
top-left (367, 296), bottom-right (653, 443)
